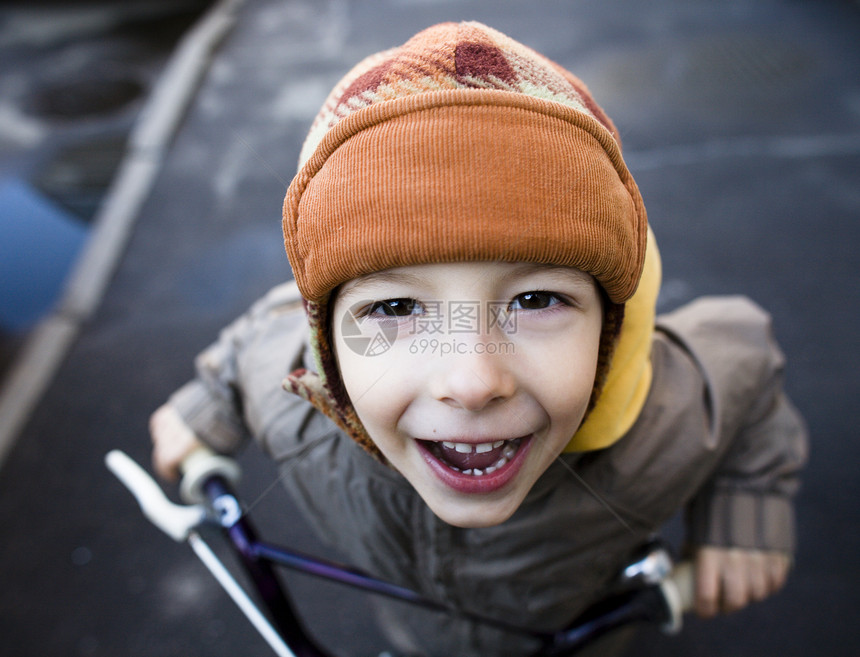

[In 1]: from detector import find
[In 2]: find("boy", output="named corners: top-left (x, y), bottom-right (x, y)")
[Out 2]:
top-left (151, 22), bottom-right (807, 656)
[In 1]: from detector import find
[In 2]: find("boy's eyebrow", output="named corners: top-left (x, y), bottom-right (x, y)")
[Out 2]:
top-left (500, 263), bottom-right (595, 286)
top-left (337, 270), bottom-right (427, 299)
top-left (337, 263), bottom-right (596, 300)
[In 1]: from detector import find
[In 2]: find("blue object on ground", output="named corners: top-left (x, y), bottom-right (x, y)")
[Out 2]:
top-left (0, 177), bottom-right (87, 331)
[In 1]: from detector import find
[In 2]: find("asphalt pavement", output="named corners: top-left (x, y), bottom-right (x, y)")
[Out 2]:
top-left (0, 0), bottom-right (859, 656)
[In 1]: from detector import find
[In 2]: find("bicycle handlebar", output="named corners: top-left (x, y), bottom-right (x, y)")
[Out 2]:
top-left (106, 449), bottom-right (303, 657)
top-left (105, 450), bottom-right (206, 541)
top-left (107, 448), bottom-right (697, 656)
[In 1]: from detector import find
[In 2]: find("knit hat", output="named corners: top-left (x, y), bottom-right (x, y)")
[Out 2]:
top-left (282, 22), bottom-right (652, 457)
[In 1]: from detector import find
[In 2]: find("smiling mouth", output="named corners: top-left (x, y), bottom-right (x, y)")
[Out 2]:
top-left (420, 438), bottom-right (523, 476)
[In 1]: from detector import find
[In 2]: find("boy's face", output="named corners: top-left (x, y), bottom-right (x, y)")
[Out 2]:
top-left (332, 262), bottom-right (603, 528)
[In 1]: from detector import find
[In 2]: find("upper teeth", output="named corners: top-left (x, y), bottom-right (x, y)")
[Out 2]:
top-left (442, 440), bottom-right (505, 454)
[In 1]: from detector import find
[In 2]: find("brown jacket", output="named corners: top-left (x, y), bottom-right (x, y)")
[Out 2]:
top-left (170, 282), bottom-right (807, 656)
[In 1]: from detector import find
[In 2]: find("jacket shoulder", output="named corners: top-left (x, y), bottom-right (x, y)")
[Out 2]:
top-left (655, 295), bottom-right (786, 436)
top-left (657, 295), bottom-right (784, 369)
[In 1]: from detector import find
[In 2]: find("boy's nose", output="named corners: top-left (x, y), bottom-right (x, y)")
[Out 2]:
top-left (431, 349), bottom-right (516, 412)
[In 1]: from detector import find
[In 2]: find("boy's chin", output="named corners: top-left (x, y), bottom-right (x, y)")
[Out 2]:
top-left (420, 489), bottom-right (525, 528)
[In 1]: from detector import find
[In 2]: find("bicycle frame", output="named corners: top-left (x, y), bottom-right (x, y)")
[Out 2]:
top-left (106, 449), bottom-right (692, 657)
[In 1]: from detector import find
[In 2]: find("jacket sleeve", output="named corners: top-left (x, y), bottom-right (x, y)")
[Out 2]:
top-left (167, 281), bottom-right (308, 454)
top-left (657, 296), bottom-right (808, 554)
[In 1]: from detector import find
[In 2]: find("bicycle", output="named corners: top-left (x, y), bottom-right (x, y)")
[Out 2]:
top-left (106, 448), bottom-right (694, 657)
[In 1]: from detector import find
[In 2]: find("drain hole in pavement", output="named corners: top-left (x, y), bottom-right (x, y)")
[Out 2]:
top-left (28, 74), bottom-right (145, 120)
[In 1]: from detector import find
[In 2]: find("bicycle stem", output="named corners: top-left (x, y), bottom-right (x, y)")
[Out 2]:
top-left (203, 475), bottom-right (337, 657)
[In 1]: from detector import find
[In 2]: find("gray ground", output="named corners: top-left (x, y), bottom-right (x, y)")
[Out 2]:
top-left (0, 1), bottom-right (858, 656)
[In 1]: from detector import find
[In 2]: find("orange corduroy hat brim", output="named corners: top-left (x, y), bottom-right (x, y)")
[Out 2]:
top-left (284, 89), bottom-right (646, 305)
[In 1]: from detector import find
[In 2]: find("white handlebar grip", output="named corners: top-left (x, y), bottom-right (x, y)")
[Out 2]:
top-left (179, 446), bottom-right (242, 505)
top-left (659, 561), bottom-right (695, 634)
top-left (105, 450), bottom-right (206, 542)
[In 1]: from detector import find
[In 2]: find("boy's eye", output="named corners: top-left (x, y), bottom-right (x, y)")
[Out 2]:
top-left (368, 298), bottom-right (420, 317)
top-left (509, 291), bottom-right (563, 311)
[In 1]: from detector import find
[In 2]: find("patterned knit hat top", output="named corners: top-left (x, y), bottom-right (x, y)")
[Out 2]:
top-left (297, 22), bottom-right (620, 168)
top-left (282, 22), bottom-right (652, 457)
